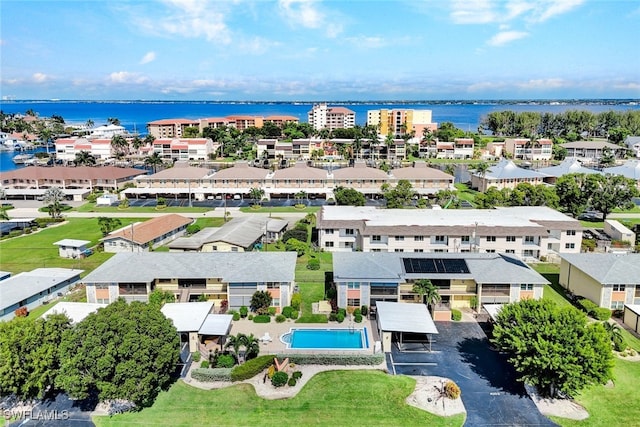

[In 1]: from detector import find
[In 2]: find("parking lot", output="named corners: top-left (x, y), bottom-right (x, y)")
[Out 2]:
top-left (125, 197), bottom-right (386, 208)
top-left (387, 320), bottom-right (556, 426)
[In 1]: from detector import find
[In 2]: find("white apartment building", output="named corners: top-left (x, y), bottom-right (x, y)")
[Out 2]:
top-left (308, 103), bottom-right (355, 130)
top-left (55, 138), bottom-right (113, 161)
top-left (317, 206), bottom-right (582, 261)
top-left (152, 138), bottom-right (217, 161)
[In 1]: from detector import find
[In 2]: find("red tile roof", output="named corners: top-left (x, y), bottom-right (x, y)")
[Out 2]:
top-left (104, 214), bottom-right (192, 245)
top-left (0, 166), bottom-right (146, 181)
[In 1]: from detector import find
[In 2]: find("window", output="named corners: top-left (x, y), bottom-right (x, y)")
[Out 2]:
top-left (613, 284), bottom-right (626, 292)
top-left (523, 250), bottom-right (535, 257)
top-left (414, 249), bottom-right (424, 252)
top-left (486, 236), bottom-right (496, 242)
top-left (566, 230), bottom-right (576, 236)
top-left (325, 241), bottom-right (334, 248)
top-left (266, 282), bottom-right (279, 289)
top-left (610, 301), bottom-right (624, 310)
top-left (434, 235), bottom-right (446, 243)
top-left (506, 236), bottom-right (516, 242)
top-left (345, 242), bottom-right (354, 248)
top-left (325, 229), bottom-right (334, 234)
top-left (372, 235), bottom-right (381, 242)
top-left (394, 249), bottom-right (404, 252)
top-left (565, 243), bottom-right (575, 249)
top-left (505, 249), bottom-right (515, 254)
top-left (520, 284), bottom-right (533, 290)
top-left (414, 236), bottom-right (424, 241)
top-left (394, 236), bottom-right (404, 241)
top-left (525, 236), bottom-right (535, 243)
top-left (272, 298), bottom-right (280, 306)
top-left (345, 229), bottom-right (355, 235)
top-left (461, 236), bottom-right (470, 243)
top-left (231, 247), bottom-right (238, 252)
top-left (347, 298), bottom-right (361, 307)
top-left (372, 249), bottom-right (382, 252)
top-left (347, 282), bottom-right (360, 289)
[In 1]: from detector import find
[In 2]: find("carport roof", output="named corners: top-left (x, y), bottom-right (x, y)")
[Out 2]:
top-left (625, 304), bottom-right (640, 316)
top-left (198, 314), bottom-right (233, 335)
top-left (376, 301), bottom-right (438, 335)
top-left (483, 304), bottom-right (504, 322)
top-left (161, 301), bottom-right (214, 332)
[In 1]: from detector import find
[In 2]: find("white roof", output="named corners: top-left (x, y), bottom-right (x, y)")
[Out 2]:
top-left (161, 301), bottom-right (214, 332)
top-left (198, 314), bottom-right (233, 335)
top-left (625, 304), bottom-right (640, 316)
top-left (483, 304), bottom-right (504, 322)
top-left (375, 301), bottom-right (438, 335)
top-left (53, 239), bottom-right (91, 248)
top-left (46, 302), bottom-right (107, 323)
top-left (0, 268), bottom-right (83, 311)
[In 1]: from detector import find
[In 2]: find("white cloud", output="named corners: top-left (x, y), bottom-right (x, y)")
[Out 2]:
top-left (530, 0), bottom-right (584, 23)
top-left (108, 71), bottom-right (149, 84)
top-left (516, 78), bottom-right (567, 90)
top-left (450, 0), bottom-right (497, 24)
top-left (32, 73), bottom-right (51, 83)
top-left (140, 51), bottom-right (156, 64)
top-left (278, 0), bottom-right (343, 37)
top-left (487, 31), bottom-right (529, 46)
top-left (449, 0), bottom-right (584, 25)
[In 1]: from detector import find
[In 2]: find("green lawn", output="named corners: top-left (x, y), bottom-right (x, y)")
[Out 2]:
top-left (552, 360), bottom-right (640, 426)
top-left (93, 371), bottom-right (465, 427)
top-left (454, 183), bottom-right (478, 206)
top-left (192, 217), bottom-right (226, 228)
top-left (75, 202), bottom-right (210, 213)
top-left (0, 217), bottom-right (147, 274)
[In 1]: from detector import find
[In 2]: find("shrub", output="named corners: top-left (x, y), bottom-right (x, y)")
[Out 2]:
top-left (239, 306), bottom-right (248, 318)
top-left (287, 378), bottom-right (297, 387)
top-left (290, 310), bottom-right (298, 319)
top-left (292, 371), bottom-right (303, 380)
top-left (336, 313), bottom-right (345, 323)
top-left (282, 306), bottom-right (293, 318)
top-left (271, 371), bottom-right (288, 387)
top-left (186, 224), bottom-right (201, 235)
top-left (278, 354), bottom-right (385, 366)
top-left (267, 307), bottom-right (277, 316)
top-left (253, 315), bottom-right (271, 323)
top-left (285, 238), bottom-right (307, 256)
top-left (232, 312), bottom-right (240, 321)
top-left (192, 352), bottom-right (201, 362)
top-left (578, 298), bottom-right (598, 313)
top-left (200, 360), bottom-right (210, 368)
top-left (282, 229), bottom-right (308, 243)
top-left (451, 309), bottom-right (462, 321)
top-left (593, 308), bottom-right (611, 321)
top-left (307, 258), bottom-right (320, 270)
top-left (250, 290), bottom-right (273, 314)
top-left (444, 381), bottom-right (461, 399)
top-left (360, 305), bottom-right (368, 316)
top-left (354, 313), bottom-right (363, 323)
top-left (248, 314), bottom-right (254, 321)
top-left (329, 313), bottom-right (337, 322)
top-left (353, 308), bottom-right (361, 316)
top-left (338, 308), bottom-right (347, 317)
top-left (291, 293), bottom-right (302, 310)
top-left (191, 368), bottom-right (232, 382)
top-left (276, 314), bottom-right (286, 323)
top-left (613, 334), bottom-right (627, 352)
top-left (157, 197), bottom-right (166, 206)
top-left (267, 364), bottom-right (276, 379)
top-left (216, 354), bottom-right (236, 368)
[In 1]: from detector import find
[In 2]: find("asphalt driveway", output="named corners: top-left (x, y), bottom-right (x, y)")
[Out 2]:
top-left (387, 320), bottom-right (556, 426)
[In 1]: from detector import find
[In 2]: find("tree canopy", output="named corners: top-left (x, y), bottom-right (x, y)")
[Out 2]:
top-left (334, 186), bottom-right (366, 206)
top-left (492, 299), bottom-right (613, 398)
top-left (56, 299), bottom-right (180, 407)
top-left (382, 179), bottom-right (415, 208)
top-left (250, 291), bottom-right (273, 314)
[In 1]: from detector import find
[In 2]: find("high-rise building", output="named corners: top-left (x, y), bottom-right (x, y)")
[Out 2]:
top-left (367, 109), bottom-right (437, 138)
top-left (308, 103), bottom-right (356, 130)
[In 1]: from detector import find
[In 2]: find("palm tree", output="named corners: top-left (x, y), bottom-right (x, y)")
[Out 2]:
top-left (249, 187), bottom-right (265, 205)
top-left (85, 119), bottom-right (94, 129)
top-left (224, 333), bottom-right (246, 363)
top-left (43, 186), bottom-right (65, 219)
top-left (384, 132), bottom-right (395, 160)
top-left (131, 135), bottom-right (144, 154)
top-left (107, 117), bottom-right (121, 126)
top-left (602, 321), bottom-right (623, 344)
top-left (74, 150), bottom-right (96, 166)
top-left (244, 334), bottom-right (260, 361)
top-left (412, 279), bottom-right (441, 312)
top-left (111, 134), bottom-right (129, 157)
top-left (143, 134), bottom-right (156, 146)
top-left (295, 191), bottom-right (307, 204)
top-left (144, 152), bottom-right (164, 174)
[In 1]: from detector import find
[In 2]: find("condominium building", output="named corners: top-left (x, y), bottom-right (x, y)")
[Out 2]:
top-left (504, 138), bottom-right (553, 161)
top-left (317, 205), bottom-right (582, 261)
top-left (333, 252), bottom-right (548, 314)
top-left (82, 252), bottom-right (297, 311)
top-left (308, 103), bottom-right (355, 130)
top-left (146, 119), bottom-right (200, 139)
top-left (366, 109), bottom-right (437, 138)
top-left (471, 159), bottom-right (548, 192)
top-left (151, 138), bottom-right (217, 161)
top-left (55, 138), bottom-right (113, 161)
top-left (148, 116), bottom-right (300, 139)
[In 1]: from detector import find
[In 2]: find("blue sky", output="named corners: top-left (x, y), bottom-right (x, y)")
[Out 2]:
top-left (1, 0), bottom-right (639, 101)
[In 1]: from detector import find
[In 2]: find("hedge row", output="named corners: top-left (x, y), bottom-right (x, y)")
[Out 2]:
top-left (230, 355), bottom-right (275, 382)
top-left (578, 298), bottom-right (611, 321)
top-left (190, 367), bottom-right (232, 382)
top-left (276, 354), bottom-right (385, 366)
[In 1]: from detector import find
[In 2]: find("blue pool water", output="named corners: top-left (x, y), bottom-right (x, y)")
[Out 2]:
top-left (281, 328), bottom-right (368, 350)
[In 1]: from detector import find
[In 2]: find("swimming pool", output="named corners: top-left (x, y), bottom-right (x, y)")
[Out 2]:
top-left (280, 327), bottom-right (369, 350)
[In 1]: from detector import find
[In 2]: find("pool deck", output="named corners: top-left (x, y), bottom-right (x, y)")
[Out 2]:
top-left (229, 317), bottom-right (378, 354)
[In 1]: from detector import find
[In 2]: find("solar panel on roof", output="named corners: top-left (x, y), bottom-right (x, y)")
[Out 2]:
top-left (402, 258), bottom-right (470, 274)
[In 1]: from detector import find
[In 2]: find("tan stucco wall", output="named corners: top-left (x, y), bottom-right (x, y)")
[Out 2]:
top-left (560, 259), bottom-right (603, 305)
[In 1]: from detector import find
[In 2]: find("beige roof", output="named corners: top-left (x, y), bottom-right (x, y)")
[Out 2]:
top-left (0, 166), bottom-right (146, 181)
top-left (332, 162), bottom-right (389, 180)
top-left (390, 162), bottom-right (454, 180)
top-left (104, 214), bottom-right (192, 245)
top-left (140, 165), bottom-right (214, 180)
top-left (272, 163), bottom-right (328, 180)
top-left (212, 162), bottom-right (270, 180)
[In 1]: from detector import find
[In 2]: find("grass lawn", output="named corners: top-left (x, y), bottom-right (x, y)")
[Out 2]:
top-left (454, 183), bottom-right (478, 206)
top-left (551, 360), bottom-right (640, 426)
top-left (0, 217), bottom-right (147, 274)
top-left (93, 370), bottom-right (464, 427)
top-left (192, 217), bottom-right (226, 228)
top-left (239, 206), bottom-right (321, 214)
top-left (75, 202), bottom-right (210, 214)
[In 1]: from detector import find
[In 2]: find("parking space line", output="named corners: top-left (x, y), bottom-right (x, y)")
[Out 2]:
top-left (393, 362), bottom-right (438, 366)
